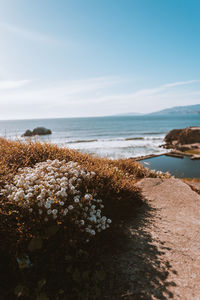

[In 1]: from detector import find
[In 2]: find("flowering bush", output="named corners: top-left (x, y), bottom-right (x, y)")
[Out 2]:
top-left (3, 159), bottom-right (111, 243)
top-left (0, 139), bottom-right (171, 299)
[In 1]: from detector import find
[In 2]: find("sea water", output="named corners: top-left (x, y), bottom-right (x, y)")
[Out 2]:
top-left (140, 155), bottom-right (200, 178)
top-left (0, 114), bottom-right (199, 159)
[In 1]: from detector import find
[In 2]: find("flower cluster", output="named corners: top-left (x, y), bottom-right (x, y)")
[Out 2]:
top-left (149, 169), bottom-right (171, 178)
top-left (3, 159), bottom-right (111, 241)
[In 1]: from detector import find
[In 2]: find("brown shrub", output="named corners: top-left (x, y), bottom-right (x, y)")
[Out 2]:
top-left (0, 137), bottom-right (146, 228)
top-left (0, 138), bottom-right (167, 299)
top-left (0, 138), bottom-right (167, 220)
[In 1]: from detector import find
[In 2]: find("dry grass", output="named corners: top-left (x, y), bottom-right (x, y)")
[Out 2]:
top-left (0, 137), bottom-right (152, 182)
top-left (0, 137), bottom-right (159, 220)
top-left (0, 138), bottom-right (165, 299)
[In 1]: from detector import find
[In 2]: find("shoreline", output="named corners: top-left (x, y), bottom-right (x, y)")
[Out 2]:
top-left (134, 151), bottom-right (200, 179)
top-left (134, 149), bottom-right (200, 162)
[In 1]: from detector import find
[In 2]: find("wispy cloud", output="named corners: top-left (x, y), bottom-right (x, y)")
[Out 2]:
top-left (130, 79), bottom-right (199, 98)
top-left (163, 80), bottom-right (199, 88)
top-left (83, 79), bottom-right (199, 104)
top-left (0, 79), bottom-right (30, 90)
top-left (0, 22), bottom-right (68, 46)
top-left (0, 76), bottom-right (121, 103)
top-left (0, 77), bottom-right (199, 119)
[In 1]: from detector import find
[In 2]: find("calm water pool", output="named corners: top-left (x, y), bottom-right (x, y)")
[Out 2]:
top-left (139, 155), bottom-right (200, 178)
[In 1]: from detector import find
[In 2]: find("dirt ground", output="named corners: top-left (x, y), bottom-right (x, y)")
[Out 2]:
top-left (102, 178), bottom-right (200, 300)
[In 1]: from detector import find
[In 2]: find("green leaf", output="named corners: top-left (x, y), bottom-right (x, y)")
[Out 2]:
top-left (77, 249), bottom-right (88, 258)
top-left (93, 286), bottom-right (101, 297)
top-left (44, 225), bottom-right (59, 238)
top-left (16, 256), bottom-right (32, 269)
top-left (79, 292), bottom-right (89, 300)
top-left (82, 270), bottom-right (90, 281)
top-left (28, 237), bottom-right (43, 252)
top-left (37, 279), bottom-right (46, 291)
top-left (36, 293), bottom-right (49, 300)
top-left (65, 255), bottom-right (73, 262)
top-left (14, 285), bottom-right (29, 297)
top-left (94, 270), bottom-right (106, 282)
top-left (72, 269), bottom-right (81, 282)
top-left (66, 266), bottom-right (72, 273)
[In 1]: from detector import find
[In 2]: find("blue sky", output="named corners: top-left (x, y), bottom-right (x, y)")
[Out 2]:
top-left (0, 0), bottom-right (200, 119)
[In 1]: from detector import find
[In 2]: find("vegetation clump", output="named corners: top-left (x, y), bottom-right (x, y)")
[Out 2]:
top-left (0, 138), bottom-right (170, 299)
top-left (3, 159), bottom-right (111, 243)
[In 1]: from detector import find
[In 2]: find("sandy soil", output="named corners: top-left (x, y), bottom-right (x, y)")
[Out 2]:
top-left (102, 178), bottom-right (200, 300)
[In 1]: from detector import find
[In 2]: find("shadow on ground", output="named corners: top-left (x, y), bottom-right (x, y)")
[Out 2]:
top-left (100, 202), bottom-right (177, 300)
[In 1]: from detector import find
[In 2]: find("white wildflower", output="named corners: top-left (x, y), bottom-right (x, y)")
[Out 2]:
top-left (63, 208), bottom-right (68, 215)
top-left (84, 194), bottom-right (91, 200)
top-left (45, 202), bottom-right (51, 209)
top-left (80, 220), bottom-right (85, 226)
top-left (74, 197), bottom-right (79, 203)
top-left (3, 159), bottom-right (111, 243)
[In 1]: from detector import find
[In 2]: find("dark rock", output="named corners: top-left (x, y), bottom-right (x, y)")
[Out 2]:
top-left (176, 144), bottom-right (193, 151)
top-left (162, 127), bottom-right (200, 160)
top-left (166, 150), bottom-right (184, 158)
top-left (165, 151), bottom-right (184, 159)
top-left (32, 127), bottom-right (52, 136)
top-left (191, 143), bottom-right (200, 149)
top-left (135, 153), bottom-right (165, 161)
top-left (22, 127), bottom-right (52, 137)
top-left (23, 129), bottom-right (33, 137)
top-left (191, 155), bottom-right (200, 160)
top-left (164, 129), bottom-right (183, 145)
top-left (164, 127), bottom-right (200, 146)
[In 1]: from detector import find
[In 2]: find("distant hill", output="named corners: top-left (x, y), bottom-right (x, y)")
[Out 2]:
top-left (148, 104), bottom-right (200, 115)
top-left (113, 104), bottom-right (200, 117)
top-left (114, 112), bottom-right (144, 116)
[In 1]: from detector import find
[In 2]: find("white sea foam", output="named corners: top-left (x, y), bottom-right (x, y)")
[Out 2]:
top-left (1, 114), bottom-right (198, 159)
top-left (61, 136), bottom-right (166, 159)
top-left (0, 128), bottom-right (167, 159)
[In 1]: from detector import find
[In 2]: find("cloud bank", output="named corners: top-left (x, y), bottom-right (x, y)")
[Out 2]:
top-left (0, 77), bottom-right (199, 119)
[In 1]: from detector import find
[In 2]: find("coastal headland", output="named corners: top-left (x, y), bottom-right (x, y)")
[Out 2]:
top-left (136, 126), bottom-right (200, 161)
top-left (163, 126), bottom-right (200, 159)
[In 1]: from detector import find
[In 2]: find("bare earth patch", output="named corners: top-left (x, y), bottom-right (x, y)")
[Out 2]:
top-left (102, 178), bottom-right (200, 299)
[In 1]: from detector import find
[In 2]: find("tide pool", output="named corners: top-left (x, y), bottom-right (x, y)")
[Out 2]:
top-left (139, 155), bottom-right (200, 178)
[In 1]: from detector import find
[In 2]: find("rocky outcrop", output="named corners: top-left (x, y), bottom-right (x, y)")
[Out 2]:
top-left (163, 127), bottom-right (200, 150)
top-left (22, 127), bottom-right (52, 137)
top-left (32, 127), bottom-right (52, 135)
top-left (23, 129), bottom-right (33, 137)
top-left (165, 151), bottom-right (184, 158)
top-left (191, 154), bottom-right (200, 160)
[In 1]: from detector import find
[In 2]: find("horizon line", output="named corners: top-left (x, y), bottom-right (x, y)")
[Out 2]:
top-left (0, 103), bottom-right (199, 121)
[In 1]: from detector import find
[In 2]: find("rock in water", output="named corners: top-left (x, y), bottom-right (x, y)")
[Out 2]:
top-left (23, 129), bottom-right (33, 137)
top-left (32, 127), bottom-right (52, 135)
top-left (22, 127), bottom-right (52, 137)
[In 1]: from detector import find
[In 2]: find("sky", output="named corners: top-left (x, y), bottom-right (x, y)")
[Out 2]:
top-left (0, 0), bottom-right (200, 119)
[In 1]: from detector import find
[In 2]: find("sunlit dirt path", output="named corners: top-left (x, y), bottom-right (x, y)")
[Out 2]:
top-left (103, 178), bottom-right (200, 300)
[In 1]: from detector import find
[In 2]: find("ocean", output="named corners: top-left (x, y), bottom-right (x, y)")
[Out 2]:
top-left (0, 114), bottom-right (199, 159)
